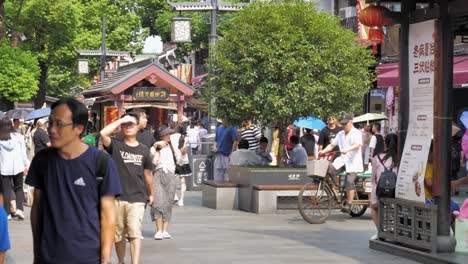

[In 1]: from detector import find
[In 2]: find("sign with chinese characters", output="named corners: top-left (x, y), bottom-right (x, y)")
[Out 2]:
top-left (133, 87), bottom-right (169, 101)
top-left (396, 20), bottom-right (436, 203)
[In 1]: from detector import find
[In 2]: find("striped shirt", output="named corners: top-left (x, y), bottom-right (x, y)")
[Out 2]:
top-left (241, 126), bottom-right (261, 151)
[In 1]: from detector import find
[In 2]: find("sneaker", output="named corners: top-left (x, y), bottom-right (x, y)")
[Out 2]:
top-left (15, 210), bottom-right (25, 220)
top-left (341, 204), bottom-right (350, 213)
top-left (141, 235), bottom-right (145, 240)
top-left (177, 200), bottom-right (184, 207)
top-left (370, 233), bottom-right (378, 240)
top-left (162, 232), bottom-right (172, 239)
top-left (7, 215), bottom-right (11, 220)
top-left (154, 232), bottom-right (163, 240)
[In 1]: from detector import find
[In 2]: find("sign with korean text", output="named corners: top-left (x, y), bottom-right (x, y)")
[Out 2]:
top-left (396, 19), bottom-right (436, 203)
top-left (133, 87), bottom-right (169, 101)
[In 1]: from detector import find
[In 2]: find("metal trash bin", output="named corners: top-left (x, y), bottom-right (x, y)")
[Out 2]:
top-left (187, 135), bottom-right (215, 191)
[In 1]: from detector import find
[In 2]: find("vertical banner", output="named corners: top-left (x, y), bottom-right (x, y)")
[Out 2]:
top-left (396, 20), bottom-right (436, 202)
top-left (104, 106), bottom-right (119, 126)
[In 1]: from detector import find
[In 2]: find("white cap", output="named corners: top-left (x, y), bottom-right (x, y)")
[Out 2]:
top-left (37, 118), bottom-right (48, 125)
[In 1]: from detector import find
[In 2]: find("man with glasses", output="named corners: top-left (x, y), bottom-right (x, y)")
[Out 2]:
top-left (26, 97), bottom-right (122, 264)
top-left (100, 113), bottom-right (154, 264)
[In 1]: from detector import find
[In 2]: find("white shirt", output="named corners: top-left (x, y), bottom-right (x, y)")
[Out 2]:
top-left (332, 127), bottom-right (363, 173)
top-left (186, 126), bottom-right (200, 148)
top-left (369, 135), bottom-right (377, 149)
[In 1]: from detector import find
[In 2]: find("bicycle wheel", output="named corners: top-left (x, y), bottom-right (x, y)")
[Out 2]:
top-left (298, 179), bottom-right (333, 224)
top-left (349, 205), bottom-right (368, 217)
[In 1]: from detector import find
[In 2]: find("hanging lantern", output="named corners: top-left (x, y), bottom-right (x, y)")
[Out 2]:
top-left (358, 4), bottom-right (391, 44)
top-left (171, 16), bottom-right (192, 43)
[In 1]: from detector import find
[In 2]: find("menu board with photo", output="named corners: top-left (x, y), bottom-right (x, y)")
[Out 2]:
top-left (396, 19), bottom-right (436, 202)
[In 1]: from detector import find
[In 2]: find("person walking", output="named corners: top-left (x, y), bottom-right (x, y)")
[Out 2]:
top-left (151, 126), bottom-right (181, 239)
top-left (240, 119), bottom-right (261, 151)
top-left (100, 113), bottom-right (154, 264)
top-left (115, 108), bottom-right (156, 149)
top-left (26, 98), bottom-right (122, 264)
top-left (171, 125), bottom-right (192, 207)
top-left (0, 118), bottom-right (29, 220)
top-left (32, 118), bottom-right (50, 154)
top-left (369, 123), bottom-right (385, 159)
top-left (187, 121), bottom-right (201, 155)
top-left (370, 133), bottom-right (398, 239)
top-left (213, 119), bottom-right (238, 181)
top-left (318, 116), bottom-right (342, 152)
top-left (300, 128), bottom-right (316, 160)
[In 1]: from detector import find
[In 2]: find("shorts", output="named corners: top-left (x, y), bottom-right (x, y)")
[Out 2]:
top-left (328, 165), bottom-right (357, 191)
top-left (114, 200), bottom-right (146, 242)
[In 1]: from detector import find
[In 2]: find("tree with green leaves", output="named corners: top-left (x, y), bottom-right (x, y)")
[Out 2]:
top-left (208, 0), bottom-right (375, 163)
top-left (0, 42), bottom-right (39, 107)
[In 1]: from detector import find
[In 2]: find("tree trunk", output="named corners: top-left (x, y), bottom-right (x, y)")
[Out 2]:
top-left (0, 97), bottom-right (14, 111)
top-left (33, 60), bottom-right (47, 109)
top-left (0, 0), bottom-right (6, 40)
top-left (277, 124), bottom-right (288, 167)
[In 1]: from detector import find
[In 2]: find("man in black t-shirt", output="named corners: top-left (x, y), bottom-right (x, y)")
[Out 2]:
top-left (115, 109), bottom-right (155, 148)
top-left (100, 113), bottom-right (154, 264)
top-left (33, 118), bottom-right (50, 154)
top-left (318, 117), bottom-right (343, 153)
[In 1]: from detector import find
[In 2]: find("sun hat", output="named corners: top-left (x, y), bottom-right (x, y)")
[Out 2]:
top-left (339, 113), bottom-right (354, 125)
top-left (158, 125), bottom-right (174, 138)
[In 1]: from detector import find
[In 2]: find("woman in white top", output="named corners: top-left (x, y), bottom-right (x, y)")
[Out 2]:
top-left (151, 125), bottom-right (182, 240)
top-left (171, 125), bottom-right (192, 207)
top-left (0, 117), bottom-right (29, 219)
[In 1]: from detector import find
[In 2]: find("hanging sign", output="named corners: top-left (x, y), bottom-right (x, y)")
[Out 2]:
top-left (133, 87), bottom-right (169, 101)
top-left (396, 19), bottom-right (436, 202)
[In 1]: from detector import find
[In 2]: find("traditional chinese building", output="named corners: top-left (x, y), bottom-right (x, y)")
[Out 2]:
top-left (82, 58), bottom-right (196, 131)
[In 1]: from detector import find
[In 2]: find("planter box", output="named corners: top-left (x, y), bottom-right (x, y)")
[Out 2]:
top-left (228, 166), bottom-right (309, 212)
top-left (202, 180), bottom-right (239, 210)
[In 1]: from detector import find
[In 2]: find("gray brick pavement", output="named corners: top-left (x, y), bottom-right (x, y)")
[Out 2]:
top-left (8, 191), bottom-right (416, 264)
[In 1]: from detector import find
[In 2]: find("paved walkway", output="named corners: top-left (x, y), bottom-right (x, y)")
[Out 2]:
top-left (8, 192), bottom-right (416, 264)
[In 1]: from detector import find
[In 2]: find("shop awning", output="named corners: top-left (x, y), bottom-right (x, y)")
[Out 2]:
top-left (377, 55), bottom-right (468, 88)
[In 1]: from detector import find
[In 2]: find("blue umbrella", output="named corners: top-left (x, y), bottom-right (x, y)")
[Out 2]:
top-left (25, 108), bottom-right (51, 121)
top-left (293, 116), bottom-right (326, 130)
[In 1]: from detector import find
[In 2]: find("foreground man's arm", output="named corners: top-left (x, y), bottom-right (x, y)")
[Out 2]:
top-left (31, 190), bottom-right (43, 263)
top-left (100, 196), bottom-right (116, 264)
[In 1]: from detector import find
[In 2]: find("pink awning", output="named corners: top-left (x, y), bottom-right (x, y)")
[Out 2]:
top-left (377, 55), bottom-right (468, 88)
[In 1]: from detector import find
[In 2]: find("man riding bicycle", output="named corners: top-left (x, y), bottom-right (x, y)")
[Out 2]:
top-left (318, 114), bottom-right (363, 213)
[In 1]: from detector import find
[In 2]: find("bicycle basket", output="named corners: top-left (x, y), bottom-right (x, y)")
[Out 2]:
top-left (306, 159), bottom-right (329, 178)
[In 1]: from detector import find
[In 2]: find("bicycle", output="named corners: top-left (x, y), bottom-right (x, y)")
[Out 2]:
top-left (297, 152), bottom-right (371, 224)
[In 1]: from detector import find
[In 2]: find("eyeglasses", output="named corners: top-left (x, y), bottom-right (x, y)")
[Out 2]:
top-left (48, 120), bottom-right (73, 129)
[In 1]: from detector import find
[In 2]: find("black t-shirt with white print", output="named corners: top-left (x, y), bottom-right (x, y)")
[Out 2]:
top-left (105, 139), bottom-right (153, 203)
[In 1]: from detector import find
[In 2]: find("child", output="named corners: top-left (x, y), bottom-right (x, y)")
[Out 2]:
top-left (256, 136), bottom-right (273, 165)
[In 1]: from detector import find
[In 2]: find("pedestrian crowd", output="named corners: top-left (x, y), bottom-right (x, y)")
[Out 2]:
top-left (1, 98), bottom-right (468, 263)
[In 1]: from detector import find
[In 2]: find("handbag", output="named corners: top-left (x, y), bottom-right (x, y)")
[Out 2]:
top-left (169, 141), bottom-right (192, 176)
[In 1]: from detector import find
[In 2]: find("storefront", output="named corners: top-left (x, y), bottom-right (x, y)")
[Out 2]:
top-left (83, 59), bottom-right (196, 131)
top-left (376, 55), bottom-right (468, 132)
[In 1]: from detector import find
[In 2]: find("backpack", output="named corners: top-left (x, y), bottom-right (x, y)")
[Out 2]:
top-left (376, 155), bottom-right (397, 198)
top-left (38, 147), bottom-right (109, 191)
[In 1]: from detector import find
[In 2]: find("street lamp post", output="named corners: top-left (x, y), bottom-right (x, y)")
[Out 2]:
top-left (77, 16), bottom-right (130, 82)
top-left (166, 0), bottom-right (250, 133)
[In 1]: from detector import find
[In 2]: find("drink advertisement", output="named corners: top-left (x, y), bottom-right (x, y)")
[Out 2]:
top-left (396, 19), bottom-right (436, 202)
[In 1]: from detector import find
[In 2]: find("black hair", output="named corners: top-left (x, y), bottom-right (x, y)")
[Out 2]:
top-left (128, 108), bottom-right (147, 117)
top-left (382, 133), bottom-right (399, 167)
top-left (260, 136), bottom-right (268, 144)
top-left (290, 135), bottom-right (299, 145)
top-left (51, 97), bottom-right (88, 137)
top-left (238, 139), bottom-right (249, 149)
top-left (177, 124), bottom-right (186, 135)
top-left (373, 123), bottom-right (381, 131)
top-left (305, 128), bottom-right (312, 133)
top-left (0, 117), bottom-right (13, 140)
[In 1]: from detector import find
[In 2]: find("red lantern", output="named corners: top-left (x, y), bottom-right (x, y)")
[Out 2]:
top-left (358, 4), bottom-right (391, 44)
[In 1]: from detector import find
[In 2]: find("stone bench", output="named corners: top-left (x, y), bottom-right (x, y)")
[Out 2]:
top-left (251, 185), bottom-right (315, 214)
top-left (202, 180), bottom-right (240, 210)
